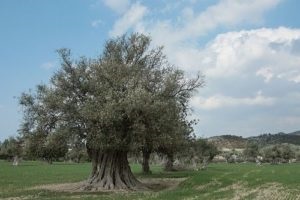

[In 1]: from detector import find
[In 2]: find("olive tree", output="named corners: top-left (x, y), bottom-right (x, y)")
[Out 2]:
top-left (243, 142), bottom-right (259, 162)
top-left (0, 137), bottom-right (23, 165)
top-left (19, 33), bottom-right (203, 190)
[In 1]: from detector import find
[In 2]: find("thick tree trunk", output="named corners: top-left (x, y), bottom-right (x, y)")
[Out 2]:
top-left (142, 149), bottom-right (152, 174)
top-left (165, 153), bottom-right (175, 171)
top-left (83, 150), bottom-right (145, 191)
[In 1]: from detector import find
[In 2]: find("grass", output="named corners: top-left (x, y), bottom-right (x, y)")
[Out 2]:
top-left (0, 160), bottom-right (300, 200)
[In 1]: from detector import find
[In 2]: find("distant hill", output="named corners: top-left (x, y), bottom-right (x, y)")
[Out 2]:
top-left (248, 132), bottom-right (300, 146)
top-left (289, 130), bottom-right (300, 136)
top-left (207, 135), bottom-right (247, 149)
top-left (207, 131), bottom-right (300, 150)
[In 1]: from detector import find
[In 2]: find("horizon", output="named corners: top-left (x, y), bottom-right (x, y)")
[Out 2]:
top-left (1, 0), bottom-right (300, 141)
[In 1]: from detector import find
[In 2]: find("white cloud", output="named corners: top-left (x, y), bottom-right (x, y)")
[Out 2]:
top-left (191, 92), bottom-right (276, 110)
top-left (161, 27), bottom-right (300, 83)
top-left (102, 0), bottom-right (130, 14)
top-left (181, 0), bottom-right (281, 39)
top-left (120, 0), bottom-right (284, 76)
top-left (256, 67), bottom-right (273, 82)
top-left (141, 0), bottom-right (282, 49)
top-left (91, 19), bottom-right (103, 28)
top-left (41, 62), bottom-right (56, 70)
top-left (198, 27), bottom-right (300, 82)
top-left (109, 2), bottom-right (148, 37)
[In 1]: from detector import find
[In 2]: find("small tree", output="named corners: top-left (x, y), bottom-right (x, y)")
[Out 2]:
top-left (280, 144), bottom-right (295, 162)
top-left (263, 145), bottom-right (281, 164)
top-left (43, 133), bottom-right (68, 164)
top-left (24, 131), bottom-right (68, 164)
top-left (0, 137), bottom-right (23, 165)
top-left (243, 142), bottom-right (259, 162)
top-left (262, 144), bottom-right (295, 164)
top-left (67, 136), bottom-right (88, 163)
top-left (191, 139), bottom-right (218, 170)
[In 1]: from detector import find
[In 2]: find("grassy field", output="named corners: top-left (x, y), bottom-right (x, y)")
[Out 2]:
top-left (0, 160), bottom-right (300, 200)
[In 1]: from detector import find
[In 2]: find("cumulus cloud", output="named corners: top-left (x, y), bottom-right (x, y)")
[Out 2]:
top-left (152, 27), bottom-right (300, 83)
top-left (196, 27), bottom-right (300, 82)
top-left (102, 0), bottom-right (130, 14)
top-left (138, 0), bottom-right (282, 49)
top-left (109, 2), bottom-right (148, 37)
top-left (181, 0), bottom-right (281, 39)
top-left (191, 92), bottom-right (276, 110)
top-left (117, 0), bottom-right (284, 75)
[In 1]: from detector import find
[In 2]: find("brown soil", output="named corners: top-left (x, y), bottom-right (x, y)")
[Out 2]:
top-left (28, 178), bottom-right (186, 193)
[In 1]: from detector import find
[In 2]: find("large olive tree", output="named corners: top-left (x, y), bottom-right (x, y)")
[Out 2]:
top-left (19, 33), bottom-right (203, 190)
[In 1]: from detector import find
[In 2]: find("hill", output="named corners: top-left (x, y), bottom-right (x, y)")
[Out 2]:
top-left (207, 131), bottom-right (300, 150)
top-left (207, 135), bottom-right (247, 149)
top-left (248, 132), bottom-right (300, 146)
top-left (289, 130), bottom-right (300, 136)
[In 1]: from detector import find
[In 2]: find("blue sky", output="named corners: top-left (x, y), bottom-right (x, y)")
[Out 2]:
top-left (1, 0), bottom-right (300, 141)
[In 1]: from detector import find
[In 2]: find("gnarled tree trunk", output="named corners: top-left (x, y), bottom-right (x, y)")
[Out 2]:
top-left (84, 150), bottom-right (145, 191)
top-left (142, 149), bottom-right (152, 174)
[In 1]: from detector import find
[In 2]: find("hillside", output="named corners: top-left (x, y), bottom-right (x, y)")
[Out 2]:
top-left (289, 131), bottom-right (300, 136)
top-left (207, 131), bottom-right (300, 150)
top-left (207, 135), bottom-right (247, 149)
top-left (248, 132), bottom-right (300, 146)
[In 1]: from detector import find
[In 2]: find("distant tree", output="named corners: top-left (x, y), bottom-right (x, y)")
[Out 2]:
top-left (194, 139), bottom-right (218, 169)
top-left (67, 136), bottom-right (88, 163)
top-left (176, 138), bottom-right (218, 170)
top-left (24, 132), bottom-right (47, 160)
top-left (43, 133), bottom-right (68, 164)
top-left (263, 145), bottom-right (282, 164)
top-left (296, 153), bottom-right (300, 162)
top-left (243, 142), bottom-right (259, 162)
top-left (19, 33), bottom-right (203, 190)
top-left (223, 149), bottom-right (242, 163)
top-left (0, 137), bottom-right (23, 165)
top-left (158, 119), bottom-right (196, 172)
top-left (24, 131), bottom-right (68, 164)
top-left (262, 144), bottom-right (295, 164)
top-left (280, 144), bottom-right (295, 162)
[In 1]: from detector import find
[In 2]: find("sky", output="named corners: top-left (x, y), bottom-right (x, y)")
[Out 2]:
top-left (1, 0), bottom-right (300, 141)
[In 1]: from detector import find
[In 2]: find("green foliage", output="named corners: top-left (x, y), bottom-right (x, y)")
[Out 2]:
top-left (19, 33), bottom-right (203, 157)
top-left (66, 136), bottom-right (89, 163)
top-left (0, 137), bottom-right (22, 160)
top-left (176, 138), bottom-right (218, 170)
top-left (261, 144), bottom-right (295, 164)
top-left (24, 132), bottom-right (68, 163)
top-left (243, 142), bottom-right (259, 161)
top-left (192, 139), bottom-right (219, 162)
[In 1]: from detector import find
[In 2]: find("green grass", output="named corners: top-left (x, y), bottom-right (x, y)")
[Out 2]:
top-left (0, 160), bottom-right (300, 200)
